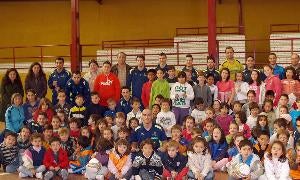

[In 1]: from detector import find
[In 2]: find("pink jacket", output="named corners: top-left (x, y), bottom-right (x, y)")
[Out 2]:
top-left (281, 79), bottom-right (300, 98)
top-left (265, 75), bottom-right (282, 106)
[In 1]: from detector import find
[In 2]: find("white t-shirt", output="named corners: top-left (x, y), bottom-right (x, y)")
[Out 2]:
top-left (156, 111), bottom-right (176, 137)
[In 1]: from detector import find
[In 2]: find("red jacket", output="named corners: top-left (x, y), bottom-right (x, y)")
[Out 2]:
top-left (43, 148), bottom-right (69, 169)
top-left (141, 81), bottom-right (152, 108)
top-left (33, 109), bottom-right (54, 123)
top-left (265, 75), bottom-right (282, 106)
top-left (94, 72), bottom-right (121, 106)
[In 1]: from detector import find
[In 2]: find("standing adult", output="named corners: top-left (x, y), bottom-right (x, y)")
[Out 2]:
top-left (156, 52), bottom-right (169, 76)
top-left (25, 62), bottom-right (47, 98)
top-left (111, 52), bottom-right (132, 87)
top-left (182, 54), bottom-right (198, 82)
top-left (263, 65), bottom-right (282, 106)
top-left (219, 46), bottom-right (243, 80)
top-left (0, 68), bottom-right (24, 121)
top-left (268, 53), bottom-right (285, 80)
top-left (83, 59), bottom-right (101, 92)
top-left (48, 57), bottom-right (71, 105)
top-left (203, 55), bottom-right (220, 83)
top-left (288, 53), bottom-right (300, 80)
top-left (94, 61), bottom-right (121, 107)
top-left (126, 55), bottom-right (148, 100)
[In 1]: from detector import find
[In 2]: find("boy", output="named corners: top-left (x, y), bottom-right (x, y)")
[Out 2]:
top-left (116, 86), bottom-right (133, 115)
top-left (0, 132), bottom-right (19, 173)
top-left (191, 97), bottom-right (206, 126)
top-left (193, 71), bottom-right (212, 108)
top-left (127, 97), bottom-right (142, 123)
top-left (18, 133), bottom-right (46, 179)
top-left (227, 139), bottom-right (264, 180)
top-left (53, 89), bottom-right (71, 116)
top-left (161, 140), bottom-right (188, 179)
top-left (154, 94), bottom-right (164, 106)
top-left (156, 98), bottom-right (176, 138)
top-left (42, 124), bottom-right (53, 149)
top-left (265, 90), bottom-right (275, 102)
top-left (253, 130), bottom-right (270, 160)
top-left (43, 137), bottom-right (69, 180)
top-left (69, 94), bottom-right (87, 126)
top-left (69, 117), bottom-right (81, 139)
top-left (231, 101), bottom-right (242, 117)
top-left (86, 92), bottom-right (105, 119)
top-left (246, 102), bottom-right (260, 129)
top-left (104, 98), bottom-right (117, 118)
top-left (141, 69), bottom-right (156, 109)
top-left (202, 118), bottom-right (215, 142)
top-left (59, 127), bottom-right (76, 158)
top-left (17, 126), bottom-right (31, 153)
top-left (111, 112), bottom-right (126, 140)
top-left (169, 125), bottom-right (188, 154)
top-left (166, 65), bottom-right (177, 89)
top-left (269, 118), bottom-right (289, 144)
top-left (117, 127), bottom-right (130, 141)
top-left (206, 74), bottom-right (218, 101)
top-left (149, 68), bottom-right (170, 107)
top-left (275, 94), bottom-right (290, 118)
top-left (28, 112), bottom-right (47, 133)
top-left (242, 90), bottom-right (257, 117)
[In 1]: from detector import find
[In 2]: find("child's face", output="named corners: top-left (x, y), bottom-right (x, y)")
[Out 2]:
top-left (171, 129), bottom-right (181, 139)
top-left (220, 107), bottom-right (228, 115)
top-left (250, 108), bottom-right (259, 117)
top-left (156, 70), bottom-right (164, 79)
top-left (75, 97), bottom-right (84, 106)
top-left (20, 128), bottom-right (30, 140)
top-left (103, 130), bottom-right (113, 140)
top-left (37, 115), bottom-right (46, 126)
top-left (205, 122), bottom-right (214, 132)
top-left (13, 96), bottom-right (22, 106)
top-left (50, 141), bottom-right (61, 153)
top-left (142, 144), bottom-right (153, 157)
top-left (263, 102), bottom-right (272, 112)
top-left (57, 113), bottom-right (65, 122)
top-left (197, 76), bottom-right (205, 84)
top-left (296, 121), bottom-right (300, 132)
top-left (265, 95), bottom-right (274, 101)
top-left (234, 115), bottom-right (242, 124)
top-left (81, 129), bottom-right (90, 137)
top-left (247, 93), bottom-right (256, 103)
top-left (154, 98), bottom-right (162, 105)
top-left (234, 136), bottom-right (244, 147)
top-left (117, 144), bottom-right (127, 155)
top-left (27, 92), bottom-right (36, 102)
top-left (273, 124), bottom-right (283, 133)
top-left (58, 93), bottom-right (66, 102)
top-left (31, 138), bottom-right (42, 148)
top-left (59, 134), bottom-right (69, 142)
top-left (88, 118), bottom-right (95, 126)
top-left (130, 120), bottom-right (139, 130)
top-left (69, 122), bottom-right (78, 130)
top-left (258, 135), bottom-right (269, 146)
top-left (271, 143), bottom-right (283, 158)
top-left (177, 76), bottom-right (186, 84)
top-left (259, 118), bottom-right (267, 127)
top-left (193, 141), bottom-right (205, 154)
top-left (286, 69), bottom-right (294, 79)
top-left (279, 96), bottom-right (288, 106)
top-left (212, 128), bottom-right (222, 141)
top-left (279, 107), bottom-right (288, 115)
top-left (207, 76), bottom-right (214, 85)
top-left (229, 124), bottom-right (238, 135)
top-left (205, 110), bottom-right (214, 119)
top-left (4, 135), bottom-right (16, 147)
top-left (132, 102), bottom-right (140, 110)
top-left (108, 101), bottom-right (116, 110)
top-left (167, 146), bottom-right (178, 158)
top-left (196, 103), bottom-right (205, 111)
top-left (185, 119), bottom-right (195, 129)
top-left (43, 129), bottom-right (53, 139)
top-left (105, 117), bottom-right (113, 126)
top-left (235, 73), bottom-right (243, 81)
top-left (121, 89), bottom-right (130, 100)
top-left (168, 69), bottom-right (175, 77)
top-left (91, 95), bottom-right (100, 104)
top-left (233, 104), bottom-right (242, 112)
top-left (213, 101), bottom-right (220, 110)
top-left (152, 105), bottom-right (160, 116)
top-left (147, 72), bottom-right (156, 81)
top-left (278, 134), bottom-right (288, 145)
top-left (115, 117), bottom-right (125, 126)
top-left (41, 103), bottom-right (48, 111)
top-left (51, 118), bottom-right (61, 129)
top-left (118, 131), bottom-right (128, 140)
top-left (240, 145), bottom-right (252, 159)
top-left (98, 122), bottom-right (107, 131)
top-left (161, 102), bottom-right (170, 112)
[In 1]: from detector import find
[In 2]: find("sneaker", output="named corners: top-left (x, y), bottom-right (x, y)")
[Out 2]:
top-left (95, 175), bottom-right (104, 180)
top-left (19, 172), bottom-right (27, 178)
top-left (35, 172), bottom-right (43, 179)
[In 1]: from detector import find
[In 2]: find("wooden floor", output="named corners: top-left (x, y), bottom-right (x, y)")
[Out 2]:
top-left (0, 122), bottom-right (228, 179)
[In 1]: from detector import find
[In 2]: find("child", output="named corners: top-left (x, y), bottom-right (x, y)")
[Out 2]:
top-left (265, 89), bottom-right (275, 102)
top-left (191, 97), bottom-right (206, 126)
top-left (43, 137), bottom-right (69, 180)
top-left (294, 116), bottom-right (300, 145)
top-left (154, 94), bottom-right (164, 106)
top-left (263, 99), bottom-right (276, 132)
top-left (86, 92), bottom-right (105, 119)
top-left (57, 110), bottom-right (68, 127)
top-left (276, 129), bottom-right (295, 166)
top-left (227, 139), bottom-right (263, 180)
top-left (228, 133), bottom-right (244, 159)
top-left (216, 68), bottom-right (235, 104)
top-left (202, 118), bottom-right (215, 142)
top-left (290, 140), bottom-right (300, 179)
top-left (215, 102), bottom-right (233, 135)
top-left (247, 102), bottom-right (260, 129)
top-left (191, 128), bottom-right (203, 139)
top-left (69, 117), bottom-right (81, 139)
top-left (226, 121), bottom-right (239, 145)
top-left (151, 103), bottom-right (161, 120)
top-left (282, 66), bottom-right (300, 104)
top-left (275, 94), bottom-right (290, 118)
top-left (187, 137), bottom-right (214, 179)
top-left (111, 112), bottom-right (126, 140)
top-left (128, 117), bottom-right (139, 134)
top-left (88, 114), bottom-right (100, 136)
top-left (104, 115), bottom-right (114, 127)
top-left (17, 126), bottom-right (31, 152)
top-left (161, 140), bottom-right (188, 179)
top-left (69, 136), bottom-right (93, 174)
top-left (0, 132), bottom-right (19, 173)
top-left (260, 141), bottom-right (290, 179)
top-left (166, 65), bottom-right (177, 89)
top-left (51, 115), bottom-right (61, 136)
top-left (209, 127), bottom-right (229, 171)
top-left (127, 97), bottom-right (142, 124)
top-left (69, 94), bottom-right (87, 126)
top-left (170, 125), bottom-right (189, 154)
top-left (53, 90), bottom-right (71, 117)
top-left (33, 98), bottom-right (54, 123)
top-left (149, 68), bottom-right (170, 107)
top-left (117, 127), bottom-right (130, 141)
top-left (231, 101), bottom-right (242, 117)
top-left (141, 69), bottom-right (156, 109)
top-left (182, 116), bottom-right (196, 141)
top-left (116, 86), bottom-right (132, 116)
top-left (156, 98), bottom-right (176, 137)
top-left (252, 113), bottom-right (270, 140)
top-left (42, 124), bottom-right (53, 149)
top-left (253, 130), bottom-right (270, 160)
top-left (213, 100), bottom-right (221, 115)
top-left (23, 89), bottom-right (39, 123)
top-left (104, 98), bottom-right (117, 118)
top-left (234, 72), bottom-right (248, 103)
top-left (290, 98), bottom-right (300, 129)
top-left (18, 133), bottom-right (46, 179)
top-left (102, 128), bottom-right (114, 146)
top-left (193, 71), bottom-right (212, 108)
top-left (28, 112), bottom-right (47, 133)
top-left (269, 118), bottom-right (291, 145)
top-left (107, 139), bottom-right (132, 179)
top-left (206, 74), bottom-right (218, 101)
top-left (234, 111), bottom-right (252, 140)
top-left (205, 106), bottom-right (215, 120)
top-left (59, 127), bottom-right (76, 157)
top-left (81, 126), bottom-right (94, 146)
top-left (5, 93), bottom-right (25, 133)
top-left (132, 139), bottom-right (163, 180)
top-left (242, 90), bottom-right (257, 117)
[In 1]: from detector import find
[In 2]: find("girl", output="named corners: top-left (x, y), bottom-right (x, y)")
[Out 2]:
top-left (234, 111), bottom-right (252, 140)
top-left (182, 116), bottom-right (196, 142)
top-left (202, 118), bottom-right (215, 142)
top-left (80, 126), bottom-right (94, 147)
top-left (0, 68), bottom-right (24, 121)
top-left (212, 100), bottom-right (221, 116)
top-left (25, 62), bottom-right (47, 98)
top-left (17, 126), bottom-right (31, 153)
top-left (5, 93), bottom-right (25, 134)
top-left (244, 69), bottom-right (266, 105)
top-left (226, 121), bottom-right (238, 145)
top-left (187, 137), bottom-right (214, 180)
top-left (104, 116), bottom-right (114, 127)
top-left (107, 139), bottom-right (132, 180)
top-left (263, 99), bottom-right (276, 132)
top-left (228, 133), bottom-right (244, 158)
top-left (252, 113), bottom-right (270, 140)
top-left (83, 59), bottom-right (100, 92)
top-left (215, 103), bottom-right (233, 135)
top-left (151, 104), bottom-right (161, 121)
top-left (216, 68), bottom-right (235, 105)
top-left (88, 114), bottom-right (100, 136)
top-left (128, 117), bottom-right (139, 134)
top-left (94, 119), bottom-right (108, 143)
top-left (51, 115), bottom-right (61, 137)
top-left (209, 127), bottom-right (229, 171)
top-left (234, 72), bottom-right (248, 103)
top-left (102, 127), bottom-right (114, 146)
top-left (206, 74), bottom-right (218, 101)
top-left (282, 66), bottom-right (300, 102)
top-left (260, 141), bottom-right (291, 180)
top-left (57, 110), bottom-right (68, 127)
top-left (111, 112), bottom-right (126, 140)
top-left (33, 98), bottom-right (54, 123)
top-left (264, 65), bottom-right (282, 106)
top-left (23, 89), bottom-right (39, 124)
top-left (171, 71), bottom-right (195, 124)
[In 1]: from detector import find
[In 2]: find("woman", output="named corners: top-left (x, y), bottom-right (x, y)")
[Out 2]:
top-left (0, 68), bottom-right (24, 121)
top-left (264, 64), bottom-right (282, 106)
top-left (216, 68), bottom-right (235, 105)
top-left (25, 62), bottom-right (47, 98)
top-left (83, 59), bottom-right (100, 91)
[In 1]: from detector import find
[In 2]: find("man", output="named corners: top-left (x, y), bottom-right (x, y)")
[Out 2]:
top-left (65, 71), bottom-right (90, 106)
top-left (242, 55), bottom-right (265, 83)
top-left (129, 109), bottom-right (167, 150)
top-left (94, 61), bottom-right (121, 107)
top-left (219, 46), bottom-right (243, 80)
top-left (182, 54), bottom-right (198, 82)
top-left (111, 52), bottom-right (132, 86)
top-left (156, 52), bottom-right (169, 77)
top-left (126, 55), bottom-right (148, 100)
top-left (268, 53), bottom-right (285, 80)
top-left (48, 57), bottom-right (71, 105)
top-left (288, 53), bottom-right (300, 80)
top-left (203, 55), bottom-right (220, 83)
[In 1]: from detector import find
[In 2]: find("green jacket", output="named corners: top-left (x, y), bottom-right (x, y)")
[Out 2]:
top-left (150, 79), bottom-right (170, 107)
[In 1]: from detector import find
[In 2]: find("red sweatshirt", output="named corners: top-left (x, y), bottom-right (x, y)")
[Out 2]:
top-left (141, 81), bottom-right (152, 108)
top-left (265, 75), bottom-right (282, 106)
top-left (43, 148), bottom-right (69, 169)
top-left (94, 72), bottom-right (121, 106)
top-left (33, 109), bottom-right (54, 123)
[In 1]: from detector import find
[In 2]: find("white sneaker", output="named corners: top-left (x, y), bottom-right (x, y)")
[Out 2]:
top-left (95, 174), bottom-right (104, 180)
top-left (19, 172), bottom-right (27, 178)
top-left (35, 172), bottom-right (43, 179)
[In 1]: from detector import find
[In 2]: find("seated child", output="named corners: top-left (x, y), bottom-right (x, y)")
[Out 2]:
top-left (161, 140), bottom-right (188, 179)
top-left (42, 124), bottom-right (53, 149)
top-left (215, 103), bottom-right (233, 135)
top-left (69, 117), bottom-right (81, 139)
top-left (117, 127), bottom-right (130, 141)
top-left (28, 112), bottom-right (47, 133)
top-left (43, 137), bottom-right (69, 180)
top-left (246, 102), bottom-right (260, 129)
top-left (59, 127), bottom-right (76, 158)
top-left (169, 125), bottom-right (188, 154)
top-left (252, 113), bottom-right (270, 140)
top-left (234, 111), bottom-right (252, 140)
top-left (227, 139), bottom-right (263, 180)
top-left (128, 117), bottom-right (139, 134)
top-left (226, 121), bottom-right (238, 145)
top-left (132, 139), bottom-right (163, 180)
top-left (191, 127), bottom-right (203, 139)
top-left (104, 98), bottom-right (117, 118)
top-left (0, 132), bottom-right (19, 173)
top-left (104, 115), bottom-right (114, 127)
top-left (156, 98), bottom-right (176, 138)
top-left (86, 92), bottom-right (105, 119)
top-left (191, 97), bottom-right (206, 126)
top-left (187, 137), bottom-right (214, 180)
top-left (51, 115), bottom-right (61, 136)
top-left (69, 94), bottom-right (87, 126)
top-left (151, 103), bottom-right (161, 121)
top-left (253, 130), bottom-right (270, 160)
top-left (54, 90), bottom-right (71, 117)
top-left (18, 133), bottom-right (46, 179)
top-left (228, 133), bottom-right (244, 159)
top-left (182, 116), bottom-right (196, 142)
top-left (88, 114), bottom-right (101, 136)
top-left (276, 129), bottom-right (295, 167)
top-left (80, 126), bottom-right (94, 147)
top-left (202, 118), bottom-right (215, 142)
top-left (111, 112), bottom-right (126, 140)
top-left (294, 116), bottom-right (300, 145)
top-left (127, 98), bottom-right (142, 124)
top-left (57, 110), bottom-right (68, 128)
top-left (17, 126), bottom-right (31, 153)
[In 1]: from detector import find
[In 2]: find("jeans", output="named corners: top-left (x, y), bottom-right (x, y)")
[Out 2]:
top-left (4, 157), bottom-right (19, 173)
top-left (18, 165), bottom-right (46, 177)
top-left (187, 170), bottom-right (214, 180)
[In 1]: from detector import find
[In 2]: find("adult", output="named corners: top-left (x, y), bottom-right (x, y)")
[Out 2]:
top-left (83, 59), bottom-right (101, 92)
top-left (65, 71), bottom-right (90, 106)
top-left (288, 53), bottom-right (300, 80)
top-left (156, 52), bottom-right (169, 77)
top-left (216, 68), bottom-right (235, 105)
top-left (94, 61), bottom-right (121, 107)
top-left (203, 55), bottom-right (220, 83)
top-left (219, 46), bottom-right (243, 80)
top-left (111, 52), bottom-right (132, 87)
top-left (126, 55), bottom-right (148, 100)
top-left (268, 53), bottom-right (285, 80)
top-left (129, 109), bottom-right (167, 150)
top-left (242, 55), bottom-right (266, 83)
top-left (281, 66), bottom-right (300, 103)
top-left (48, 57), bottom-right (71, 105)
top-left (263, 65), bottom-right (282, 106)
top-left (182, 54), bottom-right (198, 82)
top-left (25, 62), bottom-right (47, 98)
top-left (0, 68), bottom-right (24, 121)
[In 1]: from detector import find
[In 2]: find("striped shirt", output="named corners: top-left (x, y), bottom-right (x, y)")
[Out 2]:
top-left (0, 142), bottom-right (18, 166)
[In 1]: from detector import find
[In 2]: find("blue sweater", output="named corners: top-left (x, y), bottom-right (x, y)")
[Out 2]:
top-left (5, 105), bottom-right (25, 133)
top-left (28, 146), bottom-right (46, 167)
top-left (116, 97), bottom-right (132, 115)
top-left (209, 140), bottom-right (228, 161)
top-left (23, 101), bottom-right (39, 123)
top-left (65, 78), bottom-right (90, 106)
top-left (161, 152), bottom-right (187, 172)
top-left (126, 67), bottom-right (148, 100)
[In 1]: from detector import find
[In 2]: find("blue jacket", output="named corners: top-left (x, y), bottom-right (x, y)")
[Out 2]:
top-left (126, 67), bottom-right (148, 100)
top-left (182, 66), bottom-right (198, 82)
top-left (65, 78), bottom-right (90, 106)
top-left (228, 146), bottom-right (239, 157)
top-left (294, 130), bottom-right (300, 146)
top-left (48, 68), bottom-right (71, 104)
top-left (23, 101), bottom-right (39, 123)
top-left (161, 152), bottom-right (187, 172)
top-left (209, 140), bottom-right (228, 161)
top-left (290, 110), bottom-right (300, 130)
top-left (5, 105), bottom-right (25, 133)
top-left (273, 64), bottom-right (285, 80)
top-left (116, 97), bottom-right (132, 115)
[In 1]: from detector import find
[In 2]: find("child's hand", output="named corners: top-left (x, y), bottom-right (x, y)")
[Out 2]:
top-left (49, 166), bottom-right (55, 170)
top-left (54, 166), bottom-right (60, 171)
top-left (171, 171), bottom-right (177, 178)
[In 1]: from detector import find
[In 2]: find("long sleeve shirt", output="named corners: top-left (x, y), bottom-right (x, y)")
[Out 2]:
top-left (170, 82), bottom-right (194, 108)
top-left (187, 151), bottom-right (212, 177)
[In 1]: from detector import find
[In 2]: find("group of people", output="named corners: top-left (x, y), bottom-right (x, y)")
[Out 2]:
top-left (0, 46), bottom-right (300, 180)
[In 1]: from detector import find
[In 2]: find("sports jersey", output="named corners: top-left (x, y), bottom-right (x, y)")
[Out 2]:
top-left (220, 59), bottom-right (243, 80)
